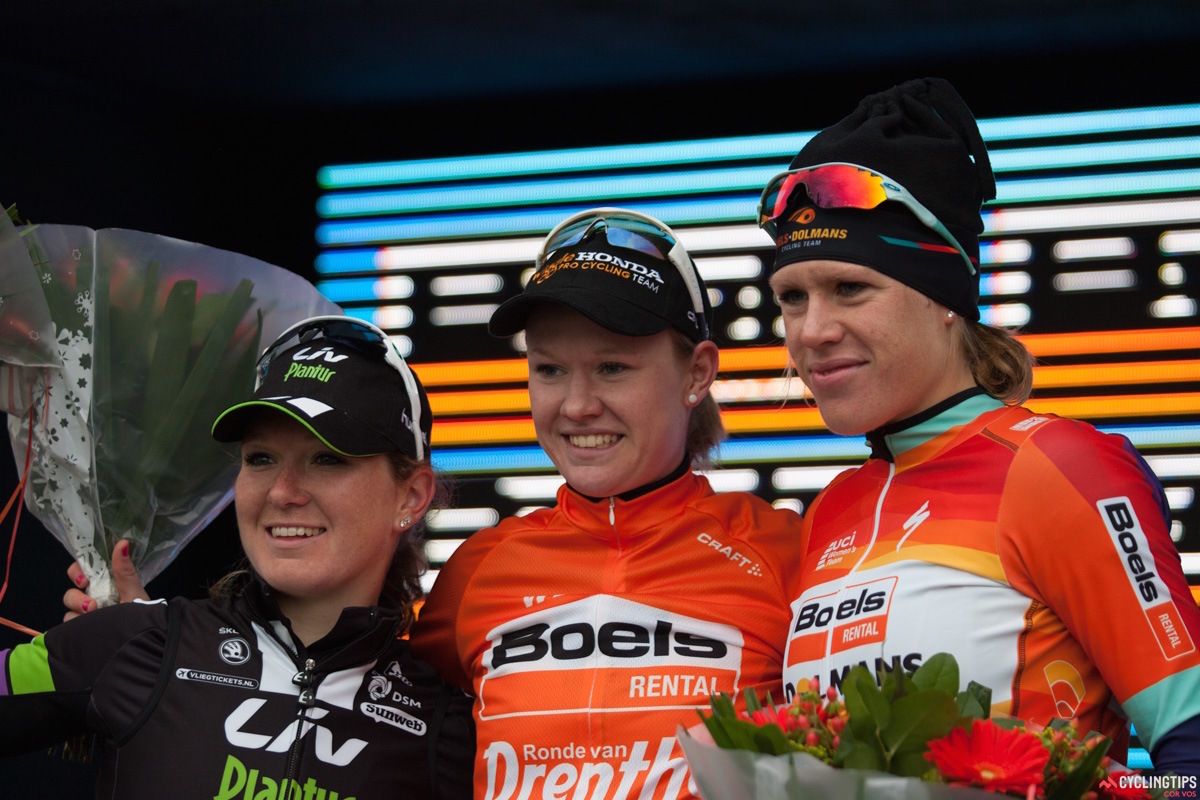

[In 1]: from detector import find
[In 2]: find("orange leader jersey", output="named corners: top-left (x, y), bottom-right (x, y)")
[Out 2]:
top-left (412, 469), bottom-right (799, 800)
top-left (782, 391), bottom-right (1200, 761)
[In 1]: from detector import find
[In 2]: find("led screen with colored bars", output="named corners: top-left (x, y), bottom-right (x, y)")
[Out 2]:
top-left (314, 102), bottom-right (1200, 626)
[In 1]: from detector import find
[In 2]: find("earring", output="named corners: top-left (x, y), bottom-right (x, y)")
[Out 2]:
top-left (399, 517), bottom-right (411, 528)
top-left (946, 310), bottom-right (955, 319)
top-left (687, 393), bottom-right (698, 405)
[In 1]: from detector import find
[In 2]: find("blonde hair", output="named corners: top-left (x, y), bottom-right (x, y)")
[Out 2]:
top-left (667, 329), bottom-right (726, 466)
top-left (958, 319), bottom-right (1036, 405)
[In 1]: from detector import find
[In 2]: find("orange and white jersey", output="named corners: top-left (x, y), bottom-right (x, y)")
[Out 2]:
top-left (413, 470), bottom-right (799, 800)
top-left (783, 391), bottom-right (1200, 760)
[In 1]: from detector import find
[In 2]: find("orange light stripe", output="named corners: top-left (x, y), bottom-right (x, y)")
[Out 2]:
top-left (721, 406), bottom-right (829, 433)
top-left (1018, 327), bottom-right (1200, 357)
top-left (427, 363), bottom-right (1200, 418)
top-left (1025, 392), bottom-right (1200, 418)
top-left (433, 417), bottom-right (536, 446)
top-left (430, 393), bottom-right (1200, 447)
top-left (430, 388), bottom-right (532, 415)
top-left (416, 358), bottom-right (528, 386)
top-left (410, 327), bottom-right (1200, 389)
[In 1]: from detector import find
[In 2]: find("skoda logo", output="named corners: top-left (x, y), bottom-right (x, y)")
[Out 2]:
top-left (219, 637), bottom-right (251, 665)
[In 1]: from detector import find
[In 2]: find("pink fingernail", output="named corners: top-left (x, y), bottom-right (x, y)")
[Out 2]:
top-left (82, 600), bottom-right (92, 612)
top-left (74, 573), bottom-right (85, 586)
top-left (121, 543), bottom-right (129, 558)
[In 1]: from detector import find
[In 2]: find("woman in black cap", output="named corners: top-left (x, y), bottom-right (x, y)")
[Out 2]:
top-left (5, 315), bottom-right (474, 799)
top-left (411, 208), bottom-right (799, 800)
top-left (762, 78), bottom-right (1200, 777)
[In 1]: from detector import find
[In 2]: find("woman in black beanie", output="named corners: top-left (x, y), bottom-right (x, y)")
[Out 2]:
top-left (761, 77), bottom-right (1199, 779)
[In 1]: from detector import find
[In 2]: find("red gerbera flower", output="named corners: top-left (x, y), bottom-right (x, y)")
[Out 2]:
top-left (926, 720), bottom-right (1050, 794)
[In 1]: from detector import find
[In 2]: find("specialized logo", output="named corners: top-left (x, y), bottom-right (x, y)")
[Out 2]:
top-left (479, 595), bottom-right (742, 718)
top-left (787, 576), bottom-right (897, 665)
top-left (696, 531), bottom-right (763, 576)
top-left (219, 637), bottom-right (251, 666)
top-left (482, 735), bottom-right (691, 800)
top-left (533, 251), bottom-right (664, 293)
top-left (896, 501), bottom-right (931, 550)
top-left (815, 533), bottom-right (857, 570)
top-left (362, 702), bottom-right (427, 735)
top-left (1097, 496), bottom-right (1196, 659)
top-left (225, 698), bottom-right (367, 765)
top-left (175, 668), bottom-right (258, 690)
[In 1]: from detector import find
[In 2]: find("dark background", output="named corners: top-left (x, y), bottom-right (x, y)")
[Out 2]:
top-left (2, 1), bottom-right (1200, 794)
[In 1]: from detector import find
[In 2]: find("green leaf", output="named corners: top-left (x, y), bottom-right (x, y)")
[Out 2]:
top-left (142, 280), bottom-right (196, 449)
top-left (742, 686), bottom-right (763, 714)
top-left (882, 689), bottom-right (961, 775)
top-left (911, 652), bottom-right (959, 696)
top-left (956, 680), bottom-right (992, 720)
top-left (1045, 736), bottom-right (1110, 800)
top-left (842, 666), bottom-right (890, 738)
top-left (836, 733), bottom-right (887, 771)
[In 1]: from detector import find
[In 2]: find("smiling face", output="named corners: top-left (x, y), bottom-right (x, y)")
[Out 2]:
top-left (234, 412), bottom-right (423, 615)
top-left (769, 259), bottom-right (975, 436)
top-left (524, 305), bottom-right (717, 498)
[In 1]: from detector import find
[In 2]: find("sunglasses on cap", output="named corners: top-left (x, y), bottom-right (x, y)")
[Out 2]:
top-left (539, 207), bottom-right (709, 338)
top-left (256, 315), bottom-right (429, 460)
top-left (758, 162), bottom-right (977, 276)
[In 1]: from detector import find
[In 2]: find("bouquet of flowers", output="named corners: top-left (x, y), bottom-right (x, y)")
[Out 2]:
top-left (679, 653), bottom-right (1153, 800)
top-left (0, 206), bottom-right (340, 606)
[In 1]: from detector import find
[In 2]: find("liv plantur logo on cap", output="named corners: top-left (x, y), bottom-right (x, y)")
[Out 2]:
top-left (283, 345), bottom-right (347, 383)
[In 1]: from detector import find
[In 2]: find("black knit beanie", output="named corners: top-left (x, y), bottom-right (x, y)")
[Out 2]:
top-left (768, 77), bottom-right (995, 320)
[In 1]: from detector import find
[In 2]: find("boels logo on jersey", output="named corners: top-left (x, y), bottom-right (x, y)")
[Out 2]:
top-left (786, 576), bottom-right (898, 665)
top-left (479, 595), bottom-right (743, 718)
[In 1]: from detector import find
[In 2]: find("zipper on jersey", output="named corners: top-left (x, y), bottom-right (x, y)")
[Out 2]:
top-left (822, 462), bottom-right (895, 680)
top-left (280, 657), bottom-right (318, 795)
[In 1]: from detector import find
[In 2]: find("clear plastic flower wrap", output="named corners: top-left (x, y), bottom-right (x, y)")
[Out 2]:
top-left (0, 209), bottom-right (340, 605)
top-left (678, 654), bottom-right (1147, 800)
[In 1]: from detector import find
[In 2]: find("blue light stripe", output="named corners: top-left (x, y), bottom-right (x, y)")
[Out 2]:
top-left (432, 446), bottom-right (555, 474)
top-left (315, 196), bottom-right (756, 246)
top-left (996, 169), bottom-right (1200, 204)
top-left (427, 425), bottom-right (1200, 475)
top-left (315, 249), bottom-right (380, 274)
top-left (317, 277), bottom-right (385, 302)
top-left (991, 136), bottom-right (1200, 172)
top-left (317, 165), bottom-right (782, 218)
top-left (318, 142), bottom-right (1200, 220)
top-left (317, 104), bottom-right (1200, 190)
top-left (317, 134), bottom-right (815, 189)
top-left (978, 104), bottom-right (1200, 142)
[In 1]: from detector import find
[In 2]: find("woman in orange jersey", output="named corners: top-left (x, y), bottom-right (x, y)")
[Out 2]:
top-left (760, 77), bottom-right (1200, 779)
top-left (410, 207), bottom-right (800, 800)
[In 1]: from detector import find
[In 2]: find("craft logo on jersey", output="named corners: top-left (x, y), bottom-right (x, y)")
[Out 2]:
top-left (815, 532), bottom-right (857, 569)
top-left (219, 637), bottom-right (251, 665)
top-left (786, 576), bottom-right (898, 667)
top-left (479, 594), bottom-right (743, 719)
top-left (1097, 496), bottom-right (1196, 659)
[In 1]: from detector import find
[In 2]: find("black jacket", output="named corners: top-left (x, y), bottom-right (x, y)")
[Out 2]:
top-left (0, 576), bottom-right (474, 799)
